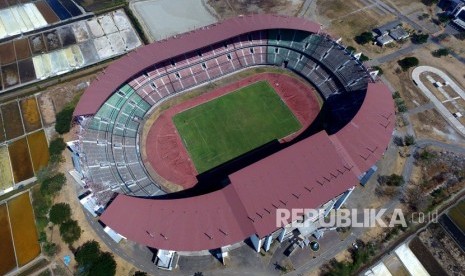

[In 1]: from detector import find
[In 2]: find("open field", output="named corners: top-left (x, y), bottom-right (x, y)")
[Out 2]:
top-left (0, 204), bottom-right (16, 275)
top-left (27, 130), bottom-right (49, 173)
top-left (8, 138), bottom-right (34, 183)
top-left (207, 0), bottom-right (303, 18)
top-left (20, 97), bottom-right (42, 132)
top-left (0, 146), bottom-right (13, 190)
top-left (1, 101), bottom-right (24, 140)
top-left (7, 192), bottom-right (40, 267)
top-left (173, 81), bottom-right (301, 173)
top-left (132, 0), bottom-right (217, 41)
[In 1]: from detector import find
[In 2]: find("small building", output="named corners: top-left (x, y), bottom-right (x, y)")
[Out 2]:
top-left (389, 27), bottom-right (409, 41)
top-left (154, 250), bottom-right (179, 270)
top-left (376, 34), bottom-right (394, 46)
top-left (453, 6), bottom-right (465, 29)
top-left (374, 19), bottom-right (402, 36)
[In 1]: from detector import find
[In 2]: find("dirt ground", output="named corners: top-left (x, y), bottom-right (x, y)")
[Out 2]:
top-left (208, 0), bottom-right (304, 18)
top-left (37, 76), bottom-right (93, 126)
top-left (48, 134), bottom-right (136, 275)
top-left (314, 0), bottom-right (397, 57)
top-left (380, 45), bottom-right (465, 144)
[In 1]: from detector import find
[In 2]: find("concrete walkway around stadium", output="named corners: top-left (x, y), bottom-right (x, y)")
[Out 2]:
top-left (411, 66), bottom-right (465, 137)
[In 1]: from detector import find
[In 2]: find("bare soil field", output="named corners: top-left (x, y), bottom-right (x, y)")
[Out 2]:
top-left (208, 0), bottom-right (304, 18)
top-left (7, 192), bottom-right (41, 267)
top-left (0, 42), bottom-right (16, 65)
top-left (0, 145), bottom-right (13, 190)
top-left (419, 223), bottom-right (465, 275)
top-left (27, 130), bottom-right (49, 173)
top-left (1, 101), bottom-right (24, 140)
top-left (1, 62), bottom-right (20, 88)
top-left (8, 138), bottom-right (34, 183)
top-left (14, 38), bottom-right (32, 61)
top-left (411, 109), bottom-right (464, 144)
top-left (132, 0), bottom-right (217, 41)
top-left (29, 34), bottom-right (47, 54)
top-left (0, 111), bottom-right (5, 142)
top-left (18, 58), bottom-right (37, 84)
top-left (20, 97), bottom-right (42, 132)
top-left (38, 77), bottom-right (90, 126)
top-left (0, 203), bottom-right (16, 275)
top-left (35, 0), bottom-right (60, 24)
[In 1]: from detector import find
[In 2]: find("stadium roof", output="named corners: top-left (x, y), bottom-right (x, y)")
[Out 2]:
top-left (73, 14), bottom-right (321, 117)
top-left (100, 82), bottom-right (395, 251)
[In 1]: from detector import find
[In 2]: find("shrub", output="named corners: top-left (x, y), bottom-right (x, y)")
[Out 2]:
top-left (43, 242), bottom-right (58, 256)
top-left (398, 57), bottom-right (419, 71)
top-left (49, 203), bottom-right (72, 225)
top-left (432, 48), bottom-right (449, 57)
top-left (355, 32), bottom-right (373, 45)
top-left (59, 219), bottom-right (81, 244)
top-left (372, 66), bottom-right (383, 75)
top-left (360, 54), bottom-right (370, 62)
top-left (386, 174), bottom-right (405, 186)
top-left (404, 135), bottom-right (416, 146)
top-left (437, 13), bottom-right (451, 23)
top-left (346, 46), bottom-right (356, 52)
top-left (421, 0), bottom-right (438, 6)
top-left (411, 33), bottom-right (429, 44)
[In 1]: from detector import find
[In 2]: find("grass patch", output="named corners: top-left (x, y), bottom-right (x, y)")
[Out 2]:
top-left (173, 81), bottom-right (301, 173)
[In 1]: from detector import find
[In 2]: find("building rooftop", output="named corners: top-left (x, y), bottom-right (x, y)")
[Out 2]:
top-left (100, 82), bottom-right (395, 252)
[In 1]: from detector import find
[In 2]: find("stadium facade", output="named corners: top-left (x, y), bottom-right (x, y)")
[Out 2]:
top-left (72, 14), bottom-right (395, 257)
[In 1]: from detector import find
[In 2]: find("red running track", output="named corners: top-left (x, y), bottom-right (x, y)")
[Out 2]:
top-left (143, 72), bottom-right (321, 189)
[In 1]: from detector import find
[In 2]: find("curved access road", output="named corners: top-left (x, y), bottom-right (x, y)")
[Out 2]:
top-left (412, 66), bottom-right (465, 137)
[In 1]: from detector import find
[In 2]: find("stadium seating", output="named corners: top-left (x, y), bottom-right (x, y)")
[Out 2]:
top-left (78, 29), bottom-right (371, 198)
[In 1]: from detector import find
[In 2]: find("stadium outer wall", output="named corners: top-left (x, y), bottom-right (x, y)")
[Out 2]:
top-left (71, 14), bottom-right (395, 258)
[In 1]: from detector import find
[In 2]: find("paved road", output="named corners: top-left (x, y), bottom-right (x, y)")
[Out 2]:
top-left (412, 66), bottom-right (465, 136)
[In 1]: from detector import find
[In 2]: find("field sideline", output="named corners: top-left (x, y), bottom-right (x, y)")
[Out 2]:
top-left (173, 80), bottom-right (301, 173)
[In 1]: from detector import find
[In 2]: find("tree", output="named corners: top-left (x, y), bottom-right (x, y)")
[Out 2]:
top-left (49, 137), bottom-right (67, 156)
top-left (88, 252), bottom-right (117, 276)
top-left (398, 57), bottom-right (419, 71)
top-left (432, 48), bottom-right (449, 57)
top-left (49, 203), bottom-right (71, 224)
top-left (76, 240), bottom-right (101, 266)
top-left (134, 272), bottom-right (148, 276)
top-left (354, 32), bottom-right (373, 45)
top-left (40, 173), bottom-right (66, 196)
top-left (411, 33), bottom-right (429, 44)
top-left (59, 219), bottom-right (81, 244)
top-left (55, 105), bottom-right (74, 134)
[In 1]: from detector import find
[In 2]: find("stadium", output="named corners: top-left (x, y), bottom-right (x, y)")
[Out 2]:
top-left (72, 14), bottom-right (395, 260)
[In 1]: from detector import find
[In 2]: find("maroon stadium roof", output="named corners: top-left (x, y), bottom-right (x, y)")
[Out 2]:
top-left (73, 14), bottom-right (321, 117)
top-left (100, 83), bottom-right (395, 251)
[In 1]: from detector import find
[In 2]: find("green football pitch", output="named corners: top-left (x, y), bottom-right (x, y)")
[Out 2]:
top-left (172, 81), bottom-right (301, 173)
